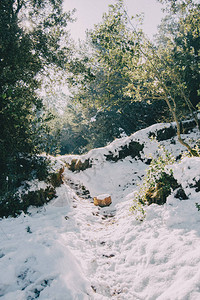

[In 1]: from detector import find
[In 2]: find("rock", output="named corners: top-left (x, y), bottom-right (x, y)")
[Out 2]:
top-left (66, 158), bottom-right (91, 172)
top-left (174, 187), bottom-right (188, 200)
top-left (93, 194), bottom-right (112, 207)
top-left (105, 141), bottom-right (144, 162)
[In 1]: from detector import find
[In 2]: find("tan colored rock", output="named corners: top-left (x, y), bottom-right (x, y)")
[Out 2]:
top-left (93, 194), bottom-right (112, 207)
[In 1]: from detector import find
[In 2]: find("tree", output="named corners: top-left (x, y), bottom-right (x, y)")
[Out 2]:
top-left (157, 0), bottom-right (200, 108)
top-left (67, 0), bottom-right (142, 109)
top-left (122, 0), bottom-right (199, 155)
top-left (0, 0), bottom-right (73, 202)
top-left (67, 0), bottom-right (199, 156)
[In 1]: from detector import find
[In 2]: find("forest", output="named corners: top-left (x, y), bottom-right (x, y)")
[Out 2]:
top-left (0, 0), bottom-right (199, 216)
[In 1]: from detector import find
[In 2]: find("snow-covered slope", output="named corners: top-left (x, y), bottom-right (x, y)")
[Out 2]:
top-left (0, 122), bottom-right (200, 299)
top-left (62, 121), bottom-right (199, 206)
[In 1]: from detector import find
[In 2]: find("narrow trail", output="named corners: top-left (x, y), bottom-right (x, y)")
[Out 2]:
top-left (62, 176), bottom-right (127, 299)
top-left (62, 170), bottom-right (200, 300)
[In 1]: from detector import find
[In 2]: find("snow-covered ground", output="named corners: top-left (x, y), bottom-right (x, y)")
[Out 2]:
top-left (1, 122), bottom-right (200, 299)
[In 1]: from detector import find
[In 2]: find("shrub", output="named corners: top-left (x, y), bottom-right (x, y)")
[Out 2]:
top-left (130, 144), bottom-right (176, 220)
top-left (0, 158), bottom-right (61, 218)
top-left (196, 203), bottom-right (200, 211)
top-left (48, 167), bottom-right (64, 187)
top-left (0, 186), bottom-right (57, 218)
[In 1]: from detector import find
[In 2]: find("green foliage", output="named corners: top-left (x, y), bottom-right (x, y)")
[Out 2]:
top-left (195, 203), bottom-right (200, 212)
top-left (0, 0), bottom-right (73, 216)
top-left (67, 0), bottom-right (142, 108)
top-left (58, 98), bottom-right (169, 154)
top-left (62, 0), bottom-right (172, 154)
top-left (0, 156), bottom-right (51, 216)
top-left (0, 164), bottom-right (65, 218)
top-left (48, 167), bottom-right (64, 187)
top-left (141, 144), bottom-right (176, 189)
top-left (66, 0), bottom-right (199, 158)
top-left (129, 198), bottom-right (147, 221)
top-left (156, 0), bottom-right (200, 109)
top-left (0, 185), bottom-right (57, 218)
top-left (130, 145), bottom-right (176, 219)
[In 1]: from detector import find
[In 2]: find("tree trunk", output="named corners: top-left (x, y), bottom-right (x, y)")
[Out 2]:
top-left (164, 96), bottom-right (199, 157)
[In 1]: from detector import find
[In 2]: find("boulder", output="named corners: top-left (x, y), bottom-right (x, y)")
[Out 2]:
top-left (93, 194), bottom-right (112, 207)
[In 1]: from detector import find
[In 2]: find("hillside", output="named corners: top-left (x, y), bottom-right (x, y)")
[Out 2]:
top-left (0, 121), bottom-right (200, 299)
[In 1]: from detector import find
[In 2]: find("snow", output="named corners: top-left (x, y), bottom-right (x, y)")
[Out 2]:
top-left (95, 194), bottom-right (110, 200)
top-left (0, 186), bottom-right (91, 300)
top-left (0, 121), bottom-right (200, 299)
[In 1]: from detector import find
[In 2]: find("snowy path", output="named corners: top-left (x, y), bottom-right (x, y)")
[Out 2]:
top-left (60, 182), bottom-right (131, 299)
top-left (61, 155), bottom-right (200, 300)
top-left (1, 122), bottom-right (200, 299)
top-left (61, 191), bottom-right (119, 299)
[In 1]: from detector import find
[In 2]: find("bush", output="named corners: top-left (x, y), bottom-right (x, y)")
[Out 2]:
top-left (0, 158), bottom-right (63, 218)
top-left (48, 167), bottom-right (64, 187)
top-left (130, 144), bottom-right (176, 220)
top-left (144, 172), bottom-right (180, 205)
top-left (0, 186), bottom-right (57, 218)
